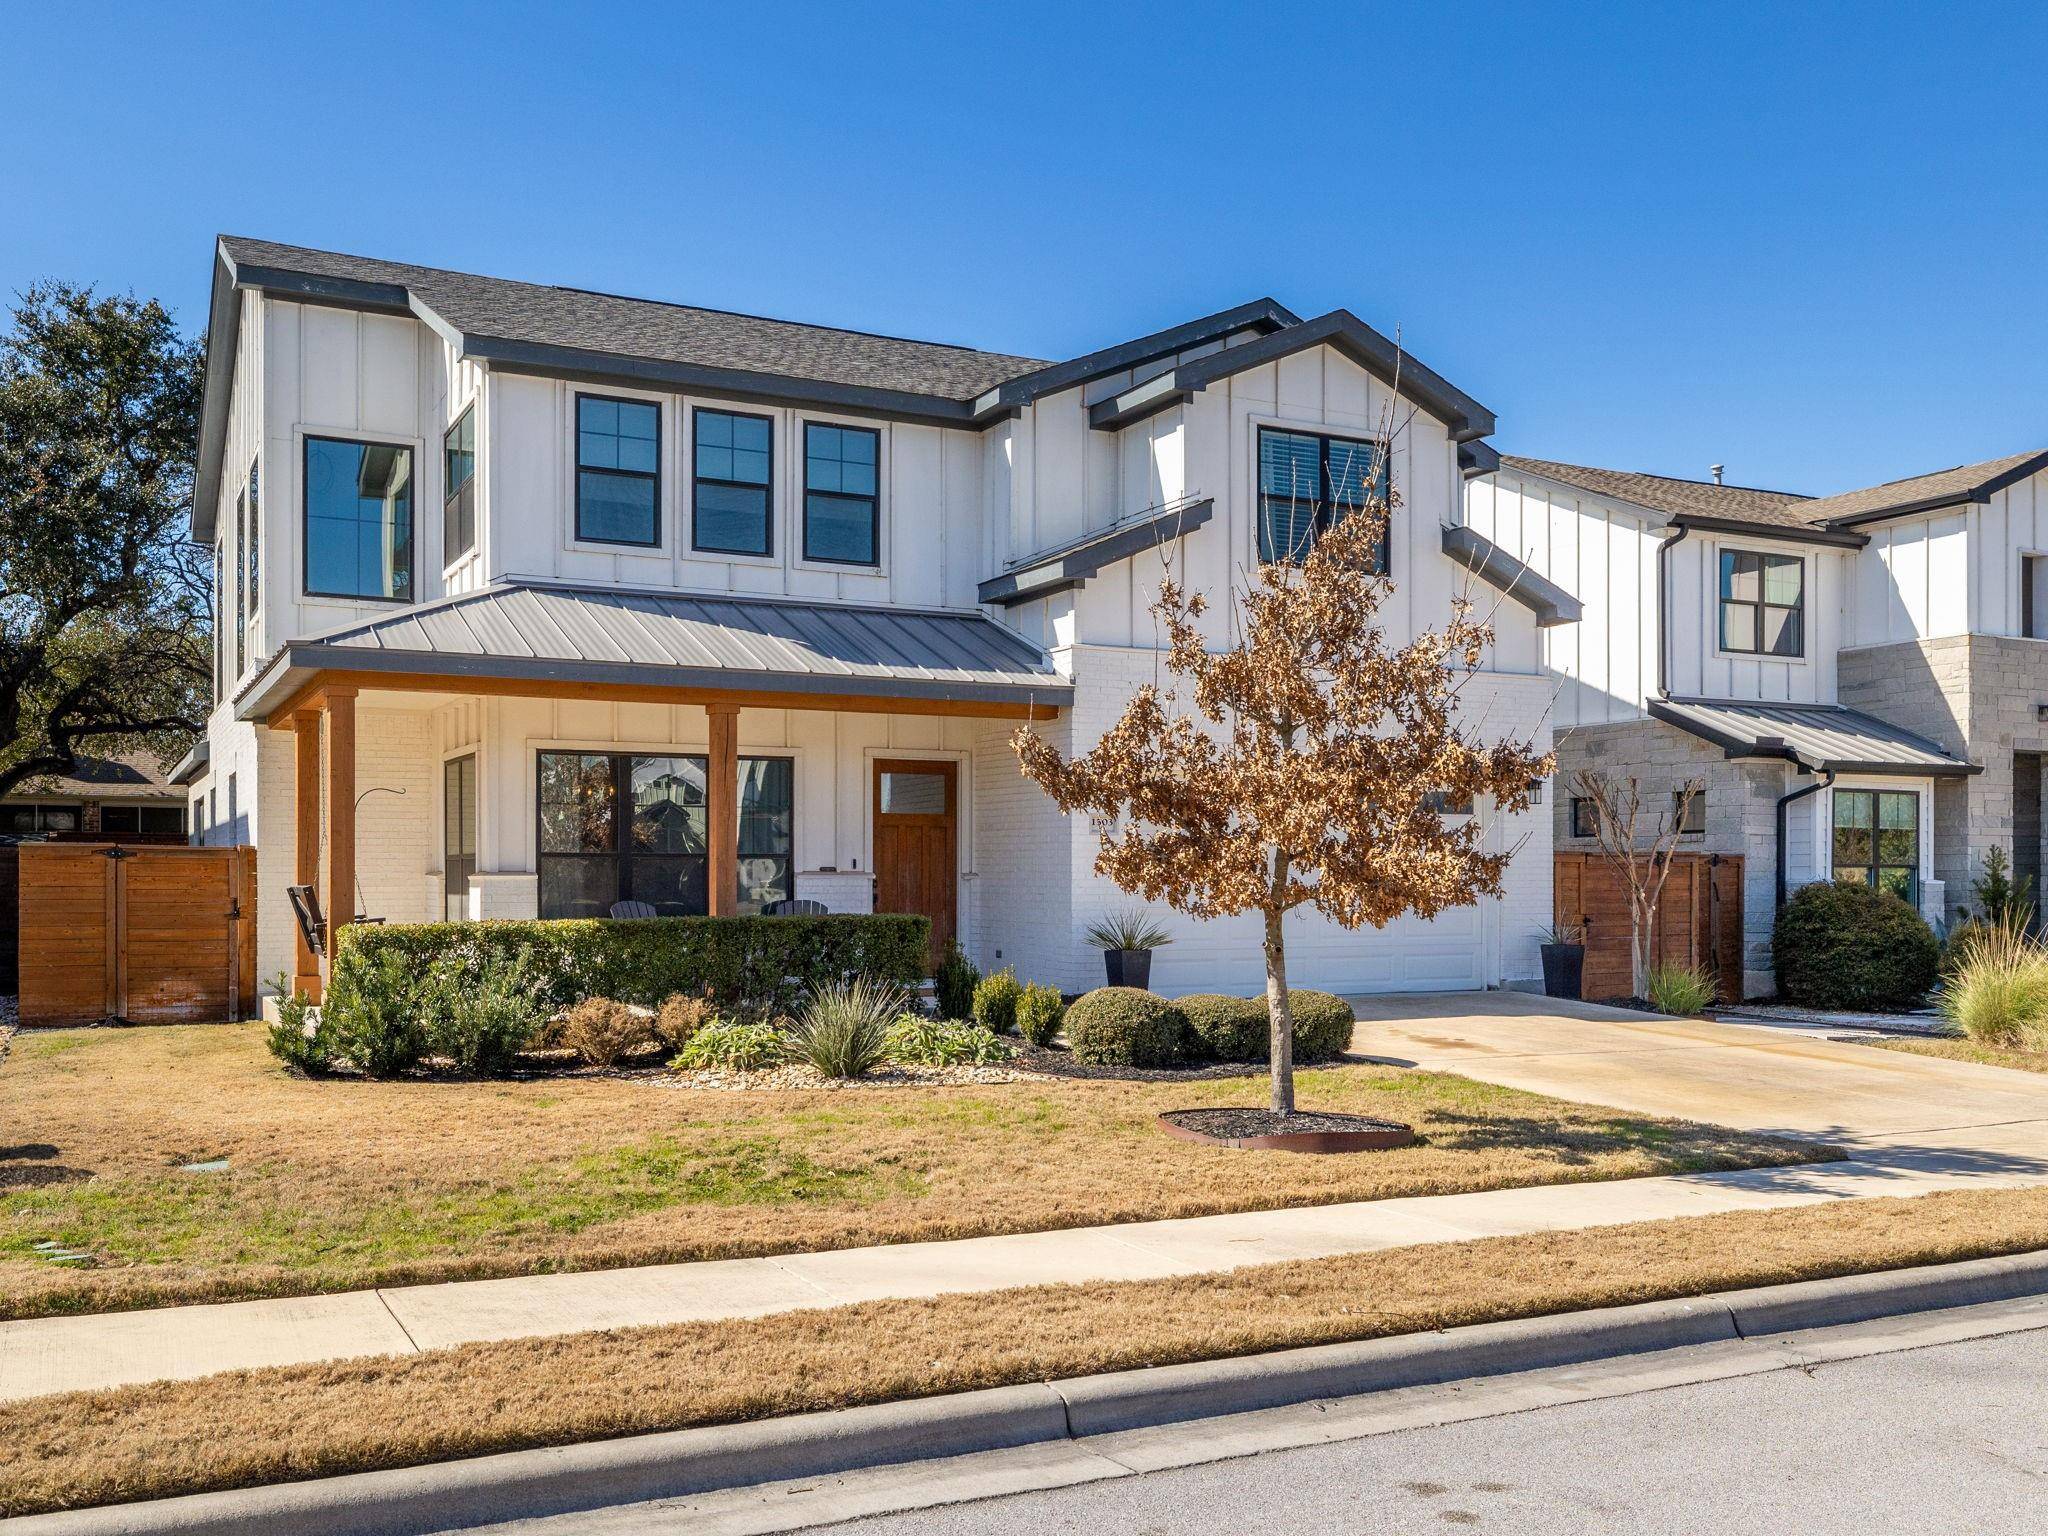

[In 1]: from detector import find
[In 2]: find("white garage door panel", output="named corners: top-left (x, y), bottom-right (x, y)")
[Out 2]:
top-left (1140, 904), bottom-right (1486, 996)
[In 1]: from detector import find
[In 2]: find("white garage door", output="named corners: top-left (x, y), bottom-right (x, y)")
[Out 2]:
top-left (1142, 903), bottom-right (1487, 996)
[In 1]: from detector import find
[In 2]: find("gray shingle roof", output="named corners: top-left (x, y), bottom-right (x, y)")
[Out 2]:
top-left (236, 581), bottom-right (1071, 720)
top-left (7, 750), bottom-right (183, 801)
top-left (1648, 698), bottom-right (1975, 776)
top-left (1499, 456), bottom-right (1814, 529)
top-left (219, 236), bottom-right (1051, 401)
top-left (1787, 448), bottom-right (2048, 528)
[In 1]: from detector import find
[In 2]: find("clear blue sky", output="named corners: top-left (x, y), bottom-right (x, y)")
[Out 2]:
top-left (7, 0), bottom-right (2044, 496)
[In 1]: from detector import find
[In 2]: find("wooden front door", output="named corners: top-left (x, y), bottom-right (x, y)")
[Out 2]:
top-left (873, 760), bottom-right (957, 966)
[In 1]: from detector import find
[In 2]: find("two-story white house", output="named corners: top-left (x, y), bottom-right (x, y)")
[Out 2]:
top-left (186, 237), bottom-right (1566, 1004)
top-left (1465, 450), bottom-right (2048, 996)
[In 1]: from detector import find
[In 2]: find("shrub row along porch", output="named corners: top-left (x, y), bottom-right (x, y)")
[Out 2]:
top-left (234, 584), bottom-right (1071, 999)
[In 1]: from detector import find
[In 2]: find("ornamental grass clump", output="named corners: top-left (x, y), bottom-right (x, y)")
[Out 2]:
top-left (1940, 914), bottom-right (2048, 1052)
top-left (1646, 962), bottom-right (1715, 1018)
top-left (787, 976), bottom-right (905, 1079)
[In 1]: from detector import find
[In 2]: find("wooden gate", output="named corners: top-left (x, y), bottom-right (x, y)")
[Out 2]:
top-left (17, 844), bottom-right (257, 1026)
top-left (1554, 852), bottom-right (1744, 1003)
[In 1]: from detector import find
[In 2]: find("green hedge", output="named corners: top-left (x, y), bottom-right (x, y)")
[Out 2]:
top-left (1177, 991), bottom-right (1355, 1064)
top-left (334, 914), bottom-right (930, 1020)
top-left (1773, 881), bottom-right (1938, 1011)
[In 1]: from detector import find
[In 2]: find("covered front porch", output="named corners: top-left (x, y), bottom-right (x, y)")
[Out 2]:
top-left (236, 583), bottom-right (1071, 998)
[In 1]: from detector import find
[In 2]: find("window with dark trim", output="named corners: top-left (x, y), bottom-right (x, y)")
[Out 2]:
top-left (244, 458), bottom-right (260, 653)
top-left (536, 750), bottom-right (793, 918)
top-left (444, 753), bottom-right (477, 921)
top-left (233, 487), bottom-right (247, 677)
top-left (693, 408), bottom-right (773, 555)
top-left (575, 394), bottom-right (660, 546)
top-left (1422, 789), bottom-right (1474, 815)
top-left (212, 539), bottom-right (225, 702)
top-left (303, 435), bottom-right (414, 601)
top-left (444, 405), bottom-right (476, 562)
top-left (803, 422), bottom-right (880, 565)
top-left (1570, 796), bottom-right (1598, 838)
top-left (1674, 790), bottom-right (1706, 834)
top-left (1257, 426), bottom-right (1390, 569)
top-left (1833, 788), bottom-right (1919, 904)
top-left (1718, 549), bottom-right (1803, 657)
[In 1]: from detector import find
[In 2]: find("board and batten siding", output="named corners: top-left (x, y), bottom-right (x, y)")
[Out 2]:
top-left (1846, 466), bottom-right (2048, 646)
top-left (1664, 532), bottom-right (1846, 704)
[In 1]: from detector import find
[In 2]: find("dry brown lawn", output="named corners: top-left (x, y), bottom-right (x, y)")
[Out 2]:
top-left (7, 1185), bottom-right (2048, 1518)
top-left (1864, 1036), bottom-right (2048, 1075)
top-left (0, 1022), bottom-right (1824, 1319)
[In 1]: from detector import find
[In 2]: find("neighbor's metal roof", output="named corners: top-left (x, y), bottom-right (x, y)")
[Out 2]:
top-left (1648, 697), bottom-right (1977, 777)
top-left (237, 583), bottom-right (1071, 720)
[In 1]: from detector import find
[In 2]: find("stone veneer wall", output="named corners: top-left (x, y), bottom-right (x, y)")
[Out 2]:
top-left (1837, 634), bottom-right (2048, 926)
top-left (1553, 718), bottom-right (1791, 1000)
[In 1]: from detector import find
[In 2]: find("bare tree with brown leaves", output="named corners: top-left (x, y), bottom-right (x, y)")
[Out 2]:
top-left (1014, 474), bottom-right (1553, 1117)
top-left (1571, 769), bottom-right (1703, 997)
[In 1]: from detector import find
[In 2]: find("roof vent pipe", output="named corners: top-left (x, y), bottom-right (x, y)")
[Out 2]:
top-left (1710, 464), bottom-right (1725, 486)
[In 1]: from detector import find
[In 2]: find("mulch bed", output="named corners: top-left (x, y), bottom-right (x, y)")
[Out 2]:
top-left (1159, 1106), bottom-right (1417, 1153)
top-left (1012, 1043), bottom-right (1362, 1083)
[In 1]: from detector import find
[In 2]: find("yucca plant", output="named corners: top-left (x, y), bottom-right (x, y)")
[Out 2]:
top-left (1941, 912), bottom-right (2048, 1051)
top-left (787, 975), bottom-right (906, 1078)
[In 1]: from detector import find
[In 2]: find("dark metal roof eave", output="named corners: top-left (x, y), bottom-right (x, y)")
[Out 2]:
top-left (235, 642), bottom-right (1073, 723)
top-left (978, 499), bottom-right (1217, 606)
top-left (1646, 699), bottom-right (1979, 777)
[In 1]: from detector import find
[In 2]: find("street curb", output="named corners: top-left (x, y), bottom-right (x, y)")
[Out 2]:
top-left (13, 1249), bottom-right (2048, 1536)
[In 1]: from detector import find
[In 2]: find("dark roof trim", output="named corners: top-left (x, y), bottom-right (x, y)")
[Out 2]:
top-left (978, 498), bottom-right (1216, 607)
top-left (1672, 513), bottom-right (1869, 549)
top-left (169, 741), bottom-right (210, 786)
top-left (1815, 451), bottom-right (2048, 529)
top-left (1440, 525), bottom-right (1583, 628)
top-left (1458, 440), bottom-right (1502, 478)
top-left (236, 642), bottom-right (1073, 723)
top-left (1086, 311), bottom-right (1497, 442)
top-left (1647, 698), bottom-right (1979, 778)
top-left (969, 300), bottom-right (1299, 420)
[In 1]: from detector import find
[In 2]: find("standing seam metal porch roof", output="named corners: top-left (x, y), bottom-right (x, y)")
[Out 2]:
top-left (235, 583), bottom-right (1072, 720)
top-left (1647, 697), bottom-right (1978, 776)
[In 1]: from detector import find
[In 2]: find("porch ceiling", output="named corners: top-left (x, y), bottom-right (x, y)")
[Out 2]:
top-left (239, 582), bottom-right (1072, 723)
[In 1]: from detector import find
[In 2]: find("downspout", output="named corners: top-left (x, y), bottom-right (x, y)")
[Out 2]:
top-left (1776, 767), bottom-right (1834, 911)
top-left (1654, 522), bottom-right (1689, 700)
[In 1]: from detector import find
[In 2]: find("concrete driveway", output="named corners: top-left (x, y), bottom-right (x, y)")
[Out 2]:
top-left (1349, 992), bottom-right (2048, 1172)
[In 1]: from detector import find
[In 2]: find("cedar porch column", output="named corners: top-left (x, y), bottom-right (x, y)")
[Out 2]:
top-left (324, 686), bottom-right (358, 966)
top-left (706, 702), bottom-right (739, 917)
top-left (290, 709), bottom-right (323, 1001)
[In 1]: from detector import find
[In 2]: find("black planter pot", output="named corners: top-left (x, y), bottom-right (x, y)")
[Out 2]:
top-left (1103, 948), bottom-right (1153, 989)
top-left (1540, 943), bottom-right (1585, 1000)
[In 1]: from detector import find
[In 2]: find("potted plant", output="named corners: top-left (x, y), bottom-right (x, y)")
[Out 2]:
top-left (1084, 906), bottom-right (1173, 989)
top-left (1540, 921), bottom-right (1586, 1000)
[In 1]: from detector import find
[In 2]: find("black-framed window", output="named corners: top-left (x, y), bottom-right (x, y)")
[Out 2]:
top-left (304, 435), bottom-right (414, 601)
top-left (803, 422), bottom-right (880, 565)
top-left (693, 408), bottom-right (773, 555)
top-left (444, 753), bottom-right (477, 921)
top-left (1570, 796), bottom-right (1598, 838)
top-left (1422, 789), bottom-right (1474, 816)
top-left (1257, 426), bottom-right (1390, 569)
top-left (1718, 550), bottom-right (1803, 657)
top-left (232, 488), bottom-right (247, 677)
top-left (444, 405), bottom-right (476, 562)
top-left (1833, 788), bottom-right (1919, 904)
top-left (244, 458), bottom-right (260, 652)
top-left (212, 539), bottom-right (225, 702)
top-left (1674, 790), bottom-right (1706, 834)
top-left (575, 394), bottom-right (660, 546)
top-left (537, 750), bottom-right (792, 918)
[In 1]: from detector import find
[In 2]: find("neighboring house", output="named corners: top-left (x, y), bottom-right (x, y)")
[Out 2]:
top-left (0, 751), bottom-right (189, 841)
top-left (1463, 450), bottom-right (2048, 996)
top-left (190, 237), bottom-right (1563, 1002)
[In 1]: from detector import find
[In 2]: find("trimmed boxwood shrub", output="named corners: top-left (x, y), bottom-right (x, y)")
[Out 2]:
top-left (1180, 993), bottom-right (1267, 1062)
top-left (1063, 987), bottom-right (1188, 1067)
top-left (333, 913), bottom-right (929, 1021)
top-left (1289, 989), bottom-right (1356, 1063)
top-left (1014, 982), bottom-right (1065, 1047)
top-left (971, 968), bottom-right (1023, 1034)
top-left (1773, 881), bottom-right (1939, 1010)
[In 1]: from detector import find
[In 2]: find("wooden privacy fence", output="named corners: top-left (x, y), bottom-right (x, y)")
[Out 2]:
top-left (17, 844), bottom-right (257, 1027)
top-left (1554, 851), bottom-right (1744, 1004)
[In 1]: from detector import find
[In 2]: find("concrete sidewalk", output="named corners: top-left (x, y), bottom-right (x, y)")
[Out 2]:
top-left (3, 1143), bottom-right (2041, 1403)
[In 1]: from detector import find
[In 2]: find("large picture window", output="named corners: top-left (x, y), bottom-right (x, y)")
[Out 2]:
top-left (575, 395), bottom-right (660, 546)
top-left (1256, 426), bottom-right (1390, 569)
top-left (1833, 788), bottom-right (1919, 903)
top-left (537, 750), bottom-right (792, 918)
top-left (693, 409), bottom-right (773, 555)
top-left (304, 436), bottom-right (414, 601)
top-left (444, 405), bottom-right (476, 561)
top-left (1719, 550), bottom-right (1803, 657)
top-left (803, 422), bottom-right (879, 565)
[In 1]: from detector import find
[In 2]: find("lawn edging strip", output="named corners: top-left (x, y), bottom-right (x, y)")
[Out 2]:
top-left (16, 1248), bottom-right (2048, 1536)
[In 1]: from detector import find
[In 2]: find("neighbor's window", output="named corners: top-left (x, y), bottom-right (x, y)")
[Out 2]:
top-left (1257, 426), bottom-right (1390, 569)
top-left (803, 422), bottom-right (880, 565)
top-left (1570, 796), bottom-right (1598, 838)
top-left (444, 405), bottom-right (476, 561)
top-left (1718, 549), bottom-right (1803, 657)
top-left (1422, 789), bottom-right (1474, 816)
top-left (304, 436), bottom-right (414, 601)
top-left (1833, 788), bottom-right (1919, 903)
top-left (1674, 790), bottom-right (1706, 834)
top-left (693, 409), bottom-right (773, 555)
top-left (575, 395), bottom-right (660, 546)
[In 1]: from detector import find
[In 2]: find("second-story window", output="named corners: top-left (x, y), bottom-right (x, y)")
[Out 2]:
top-left (304, 436), bottom-right (414, 601)
top-left (693, 409), bottom-right (773, 555)
top-left (233, 486), bottom-right (247, 677)
top-left (244, 459), bottom-right (260, 659)
top-left (1257, 426), bottom-right (1390, 570)
top-left (803, 422), bottom-right (880, 565)
top-left (444, 405), bottom-right (476, 562)
top-left (1719, 550), bottom-right (1803, 657)
top-left (575, 395), bottom-right (660, 546)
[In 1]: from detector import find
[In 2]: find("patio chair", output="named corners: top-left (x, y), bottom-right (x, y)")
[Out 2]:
top-left (608, 899), bottom-right (659, 919)
top-left (762, 898), bottom-right (829, 916)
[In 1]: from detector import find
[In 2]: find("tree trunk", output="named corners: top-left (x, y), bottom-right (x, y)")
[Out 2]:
top-left (1630, 895), bottom-right (1656, 998)
top-left (1264, 849), bottom-right (1295, 1116)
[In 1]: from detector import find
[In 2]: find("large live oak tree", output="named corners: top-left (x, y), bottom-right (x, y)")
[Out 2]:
top-left (0, 283), bottom-right (208, 800)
